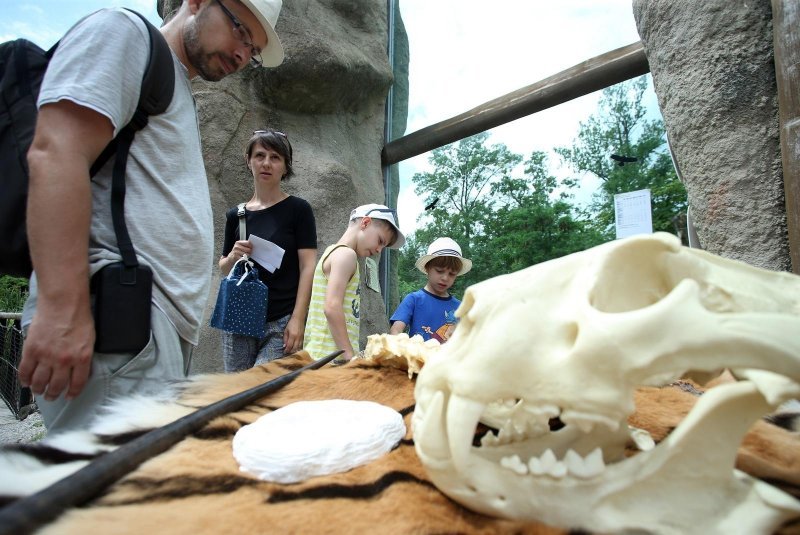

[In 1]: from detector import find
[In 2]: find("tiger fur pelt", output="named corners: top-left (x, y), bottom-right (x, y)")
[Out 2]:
top-left (1, 352), bottom-right (798, 534)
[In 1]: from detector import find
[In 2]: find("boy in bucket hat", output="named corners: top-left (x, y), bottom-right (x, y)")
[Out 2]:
top-left (305, 204), bottom-right (405, 364)
top-left (389, 237), bottom-right (471, 343)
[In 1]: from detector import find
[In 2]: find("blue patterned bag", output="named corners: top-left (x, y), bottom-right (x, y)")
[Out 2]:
top-left (210, 257), bottom-right (268, 338)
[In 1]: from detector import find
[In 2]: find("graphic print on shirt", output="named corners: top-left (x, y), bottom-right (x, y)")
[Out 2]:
top-left (352, 286), bottom-right (361, 319)
top-left (421, 309), bottom-right (458, 343)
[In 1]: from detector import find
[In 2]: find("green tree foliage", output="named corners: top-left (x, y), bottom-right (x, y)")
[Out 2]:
top-left (474, 151), bottom-right (604, 280)
top-left (0, 275), bottom-right (28, 313)
top-left (396, 77), bottom-right (686, 303)
top-left (410, 132), bottom-right (521, 294)
top-left (555, 76), bottom-right (687, 237)
top-left (405, 137), bottom-right (603, 298)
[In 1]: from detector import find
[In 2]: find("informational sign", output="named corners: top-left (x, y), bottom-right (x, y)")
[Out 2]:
top-left (614, 189), bottom-right (652, 239)
top-left (364, 257), bottom-right (382, 293)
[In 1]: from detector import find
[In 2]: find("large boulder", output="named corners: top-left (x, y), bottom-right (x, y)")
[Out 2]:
top-left (633, 0), bottom-right (791, 271)
top-left (160, 0), bottom-right (407, 372)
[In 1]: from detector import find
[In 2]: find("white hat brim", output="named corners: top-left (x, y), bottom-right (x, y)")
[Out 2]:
top-left (239, 0), bottom-right (285, 67)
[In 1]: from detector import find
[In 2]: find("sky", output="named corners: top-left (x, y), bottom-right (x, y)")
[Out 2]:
top-left (395, 0), bottom-right (659, 235)
top-left (0, 1), bottom-right (161, 47)
top-left (0, 1), bottom-right (659, 237)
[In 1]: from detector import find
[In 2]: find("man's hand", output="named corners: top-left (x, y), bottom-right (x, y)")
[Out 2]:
top-left (19, 297), bottom-right (95, 401)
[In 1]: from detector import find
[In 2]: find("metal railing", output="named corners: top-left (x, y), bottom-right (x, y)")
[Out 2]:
top-left (0, 313), bottom-right (34, 420)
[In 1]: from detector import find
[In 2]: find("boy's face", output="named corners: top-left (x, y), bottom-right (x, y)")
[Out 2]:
top-left (356, 218), bottom-right (394, 257)
top-left (426, 264), bottom-right (459, 297)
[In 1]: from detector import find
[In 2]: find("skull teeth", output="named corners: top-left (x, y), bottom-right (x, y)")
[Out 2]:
top-left (499, 447), bottom-right (606, 479)
top-left (629, 426), bottom-right (655, 451)
top-left (561, 410), bottom-right (620, 433)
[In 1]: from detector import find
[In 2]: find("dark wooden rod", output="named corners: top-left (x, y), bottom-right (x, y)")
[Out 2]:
top-left (772, 0), bottom-right (800, 274)
top-left (382, 41), bottom-right (650, 166)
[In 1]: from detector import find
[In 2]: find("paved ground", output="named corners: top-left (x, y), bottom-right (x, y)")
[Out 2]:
top-left (0, 402), bottom-right (44, 444)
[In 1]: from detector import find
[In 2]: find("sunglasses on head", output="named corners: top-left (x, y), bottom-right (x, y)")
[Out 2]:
top-left (252, 130), bottom-right (292, 158)
top-left (253, 130), bottom-right (288, 138)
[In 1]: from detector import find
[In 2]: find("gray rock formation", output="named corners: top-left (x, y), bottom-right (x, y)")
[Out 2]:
top-left (633, 0), bottom-right (790, 272)
top-left (159, 0), bottom-right (407, 373)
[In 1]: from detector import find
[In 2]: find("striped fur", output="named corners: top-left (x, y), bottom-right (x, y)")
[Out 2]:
top-left (1, 353), bottom-right (798, 534)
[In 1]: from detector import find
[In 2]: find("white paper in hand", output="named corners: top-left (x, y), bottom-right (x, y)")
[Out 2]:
top-left (249, 234), bottom-right (285, 273)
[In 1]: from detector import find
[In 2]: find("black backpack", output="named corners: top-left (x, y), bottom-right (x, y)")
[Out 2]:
top-left (0, 10), bottom-right (175, 278)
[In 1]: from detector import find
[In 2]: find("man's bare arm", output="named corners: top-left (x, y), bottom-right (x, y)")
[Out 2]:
top-left (19, 100), bottom-right (114, 401)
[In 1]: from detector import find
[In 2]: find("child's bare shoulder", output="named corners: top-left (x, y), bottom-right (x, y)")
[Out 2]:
top-left (328, 245), bottom-right (357, 262)
top-left (324, 245), bottom-right (357, 277)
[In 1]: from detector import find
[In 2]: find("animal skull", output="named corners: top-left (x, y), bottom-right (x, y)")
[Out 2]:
top-left (413, 233), bottom-right (800, 534)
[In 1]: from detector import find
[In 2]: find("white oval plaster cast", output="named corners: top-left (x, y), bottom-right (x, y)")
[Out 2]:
top-left (233, 399), bottom-right (406, 483)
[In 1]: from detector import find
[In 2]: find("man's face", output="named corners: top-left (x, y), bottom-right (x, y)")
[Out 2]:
top-left (184, 0), bottom-right (268, 81)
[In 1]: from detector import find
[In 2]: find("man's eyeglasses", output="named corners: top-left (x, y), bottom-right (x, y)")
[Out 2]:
top-left (215, 0), bottom-right (262, 68)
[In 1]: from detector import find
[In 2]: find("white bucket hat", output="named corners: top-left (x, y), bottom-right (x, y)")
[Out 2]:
top-left (239, 0), bottom-right (285, 67)
top-left (350, 203), bottom-right (406, 249)
top-left (415, 237), bottom-right (472, 275)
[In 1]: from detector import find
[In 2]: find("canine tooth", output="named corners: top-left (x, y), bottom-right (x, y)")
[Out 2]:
top-left (414, 391), bottom-right (449, 459)
top-left (500, 454), bottom-right (528, 475)
top-left (629, 426), bottom-right (655, 451)
top-left (446, 395), bottom-right (486, 469)
top-left (582, 447), bottom-right (605, 478)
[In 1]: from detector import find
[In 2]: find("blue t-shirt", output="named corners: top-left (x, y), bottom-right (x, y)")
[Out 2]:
top-left (390, 288), bottom-right (460, 342)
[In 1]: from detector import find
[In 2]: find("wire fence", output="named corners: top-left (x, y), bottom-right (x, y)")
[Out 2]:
top-left (1, 313), bottom-right (35, 420)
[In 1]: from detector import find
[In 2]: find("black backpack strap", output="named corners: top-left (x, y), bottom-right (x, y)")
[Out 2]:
top-left (88, 10), bottom-right (175, 268)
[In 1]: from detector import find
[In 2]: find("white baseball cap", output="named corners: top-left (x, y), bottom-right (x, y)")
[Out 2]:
top-left (350, 204), bottom-right (406, 249)
top-left (415, 237), bottom-right (472, 275)
top-left (239, 0), bottom-right (285, 67)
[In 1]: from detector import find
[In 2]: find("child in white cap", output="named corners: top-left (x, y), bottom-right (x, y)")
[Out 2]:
top-left (389, 237), bottom-right (472, 343)
top-left (305, 204), bottom-right (405, 364)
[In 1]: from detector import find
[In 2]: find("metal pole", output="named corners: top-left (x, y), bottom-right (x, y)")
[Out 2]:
top-left (382, 41), bottom-right (649, 166)
top-left (772, 0), bottom-right (800, 273)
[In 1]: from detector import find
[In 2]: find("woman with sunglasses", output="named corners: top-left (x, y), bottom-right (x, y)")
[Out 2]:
top-left (218, 129), bottom-right (318, 371)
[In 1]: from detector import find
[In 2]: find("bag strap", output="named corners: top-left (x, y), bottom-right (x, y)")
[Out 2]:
top-left (228, 256), bottom-right (257, 284)
top-left (237, 202), bottom-right (247, 241)
top-left (90, 10), bottom-right (175, 269)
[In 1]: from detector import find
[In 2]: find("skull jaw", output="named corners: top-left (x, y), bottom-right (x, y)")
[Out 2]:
top-left (413, 381), bottom-right (800, 534)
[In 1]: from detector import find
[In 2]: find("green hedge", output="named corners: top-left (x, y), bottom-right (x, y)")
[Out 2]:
top-left (0, 276), bottom-right (28, 313)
